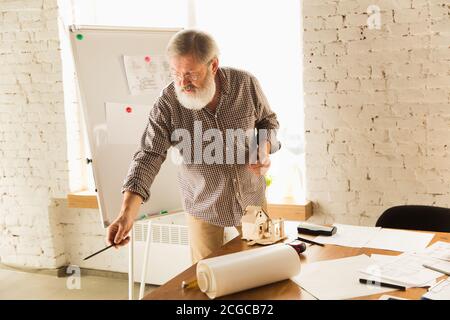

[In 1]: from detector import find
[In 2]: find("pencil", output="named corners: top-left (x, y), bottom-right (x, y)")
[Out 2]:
top-left (297, 236), bottom-right (325, 247)
top-left (83, 244), bottom-right (115, 261)
top-left (181, 279), bottom-right (198, 289)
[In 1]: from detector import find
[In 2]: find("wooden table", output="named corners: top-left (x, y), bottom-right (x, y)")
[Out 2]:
top-left (144, 224), bottom-right (450, 300)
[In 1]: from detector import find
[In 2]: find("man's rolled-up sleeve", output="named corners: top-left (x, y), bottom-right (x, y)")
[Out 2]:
top-left (250, 76), bottom-right (281, 154)
top-left (121, 98), bottom-right (172, 203)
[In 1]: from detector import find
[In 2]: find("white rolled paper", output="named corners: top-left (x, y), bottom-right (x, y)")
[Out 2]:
top-left (196, 243), bottom-right (301, 299)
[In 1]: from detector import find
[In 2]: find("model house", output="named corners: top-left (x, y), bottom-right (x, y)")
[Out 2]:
top-left (241, 206), bottom-right (286, 245)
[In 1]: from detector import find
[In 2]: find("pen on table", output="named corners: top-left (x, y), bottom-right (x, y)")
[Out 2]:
top-left (359, 278), bottom-right (406, 291)
top-left (181, 279), bottom-right (198, 289)
top-left (422, 263), bottom-right (450, 276)
top-left (297, 236), bottom-right (325, 247)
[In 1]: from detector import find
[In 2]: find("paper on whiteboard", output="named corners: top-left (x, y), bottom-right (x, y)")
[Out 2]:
top-left (105, 102), bottom-right (150, 145)
top-left (123, 55), bottom-right (171, 95)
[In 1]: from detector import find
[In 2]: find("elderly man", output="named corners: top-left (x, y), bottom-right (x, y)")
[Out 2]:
top-left (107, 29), bottom-right (281, 263)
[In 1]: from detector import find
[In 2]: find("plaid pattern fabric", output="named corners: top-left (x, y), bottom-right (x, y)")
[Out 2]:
top-left (122, 67), bottom-right (281, 227)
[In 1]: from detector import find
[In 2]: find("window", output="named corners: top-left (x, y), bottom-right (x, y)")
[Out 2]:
top-left (60, 0), bottom-right (304, 202)
top-left (194, 0), bottom-right (305, 203)
top-left (70, 0), bottom-right (189, 28)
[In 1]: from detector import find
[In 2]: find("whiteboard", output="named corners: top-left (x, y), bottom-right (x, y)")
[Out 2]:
top-left (69, 25), bottom-right (183, 228)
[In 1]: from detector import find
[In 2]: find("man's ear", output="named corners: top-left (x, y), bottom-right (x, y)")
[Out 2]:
top-left (211, 57), bottom-right (219, 74)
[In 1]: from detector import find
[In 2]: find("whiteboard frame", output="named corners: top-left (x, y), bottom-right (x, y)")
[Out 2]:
top-left (69, 25), bottom-right (181, 33)
top-left (69, 25), bottom-right (183, 228)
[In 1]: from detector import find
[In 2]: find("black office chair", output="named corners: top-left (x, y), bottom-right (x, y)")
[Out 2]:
top-left (376, 205), bottom-right (450, 233)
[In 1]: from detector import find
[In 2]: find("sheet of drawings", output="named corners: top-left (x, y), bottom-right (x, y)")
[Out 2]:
top-left (123, 54), bottom-right (171, 95)
top-left (415, 241), bottom-right (450, 261)
top-left (360, 253), bottom-right (442, 287)
top-left (423, 278), bottom-right (450, 300)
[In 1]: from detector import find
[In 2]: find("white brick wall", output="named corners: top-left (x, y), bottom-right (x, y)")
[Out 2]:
top-left (56, 199), bottom-right (129, 273)
top-left (304, 0), bottom-right (450, 226)
top-left (0, 0), bottom-right (126, 272)
top-left (2, 0), bottom-right (449, 272)
top-left (0, 0), bottom-right (68, 268)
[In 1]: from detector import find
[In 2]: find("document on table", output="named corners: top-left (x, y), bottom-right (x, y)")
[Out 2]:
top-left (292, 255), bottom-right (395, 300)
top-left (360, 253), bottom-right (443, 287)
top-left (415, 241), bottom-right (450, 261)
top-left (364, 228), bottom-right (434, 252)
top-left (422, 260), bottom-right (450, 276)
top-left (422, 278), bottom-right (450, 300)
top-left (314, 224), bottom-right (381, 248)
top-left (368, 254), bottom-right (438, 288)
top-left (313, 224), bottom-right (434, 252)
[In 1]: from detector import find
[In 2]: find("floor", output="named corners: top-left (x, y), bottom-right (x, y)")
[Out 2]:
top-left (0, 268), bottom-right (158, 300)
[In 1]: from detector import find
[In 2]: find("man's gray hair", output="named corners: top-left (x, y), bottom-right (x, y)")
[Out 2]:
top-left (166, 29), bottom-right (220, 64)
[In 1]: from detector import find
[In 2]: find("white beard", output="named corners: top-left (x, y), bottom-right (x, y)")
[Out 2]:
top-left (174, 71), bottom-right (216, 111)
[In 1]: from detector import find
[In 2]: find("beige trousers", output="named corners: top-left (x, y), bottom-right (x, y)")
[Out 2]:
top-left (186, 214), bottom-right (242, 264)
top-left (186, 199), bottom-right (267, 264)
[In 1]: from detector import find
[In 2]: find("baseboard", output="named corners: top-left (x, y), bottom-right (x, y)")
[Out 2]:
top-left (78, 267), bottom-right (128, 280)
top-left (0, 263), bottom-right (68, 278)
top-left (0, 263), bottom-right (128, 280)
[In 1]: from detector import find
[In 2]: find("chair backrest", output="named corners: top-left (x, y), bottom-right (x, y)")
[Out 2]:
top-left (376, 205), bottom-right (450, 233)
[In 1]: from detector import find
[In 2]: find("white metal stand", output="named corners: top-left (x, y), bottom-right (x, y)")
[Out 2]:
top-left (128, 227), bottom-right (134, 300)
top-left (139, 219), bottom-right (152, 299)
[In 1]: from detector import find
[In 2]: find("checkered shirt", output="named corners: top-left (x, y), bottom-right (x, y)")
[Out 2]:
top-left (122, 67), bottom-right (281, 227)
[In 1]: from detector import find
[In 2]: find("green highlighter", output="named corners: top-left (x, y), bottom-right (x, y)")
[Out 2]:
top-left (137, 210), bottom-right (168, 220)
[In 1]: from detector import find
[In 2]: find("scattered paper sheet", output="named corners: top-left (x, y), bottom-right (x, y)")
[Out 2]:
top-left (314, 224), bottom-right (434, 252)
top-left (415, 241), bottom-right (450, 261)
top-left (284, 221), bottom-right (302, 238)
top-left (368, 254), bottom-right (437, 288)
top-left (360, 253), bottom-right (443, 287)
top-left (292, 255), bottom-right (395, 300)
top-left (105, 102), bottom-right (150, 145)
top-left (379, 295), bottom-right (409, 300)
top-left (422, 259), bottom-right (450, 276)
top-left (370, 254), bottom-right (398, 263)
top-left (314, 224), bottom-right (381, 248)
top-left (123, 55), bottom-right (171, 95)
top-left (422, 278), bottom-right (450, 300)
top-left (364, 228), bottom-right (434, 253)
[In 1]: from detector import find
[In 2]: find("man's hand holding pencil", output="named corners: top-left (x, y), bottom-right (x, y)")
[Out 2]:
top-left (107, 214), bottom-right (133, 248)
top-left (107, 191), bottom-right (143, 248)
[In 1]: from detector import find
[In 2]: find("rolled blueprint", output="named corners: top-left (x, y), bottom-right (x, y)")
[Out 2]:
top-left (196, 243), bottom-right (301, 299)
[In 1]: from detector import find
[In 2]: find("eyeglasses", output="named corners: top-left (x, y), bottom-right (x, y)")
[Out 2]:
top-left (170, 59), bottom-right (213, 82)
top-left (170, 71), bottom-right (201, 82)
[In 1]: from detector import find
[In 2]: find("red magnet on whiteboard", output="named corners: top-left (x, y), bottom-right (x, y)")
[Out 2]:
top-left (125, 106), bottom-right (133, 113)
top-left (144, 56), bottom-right (151, 63)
